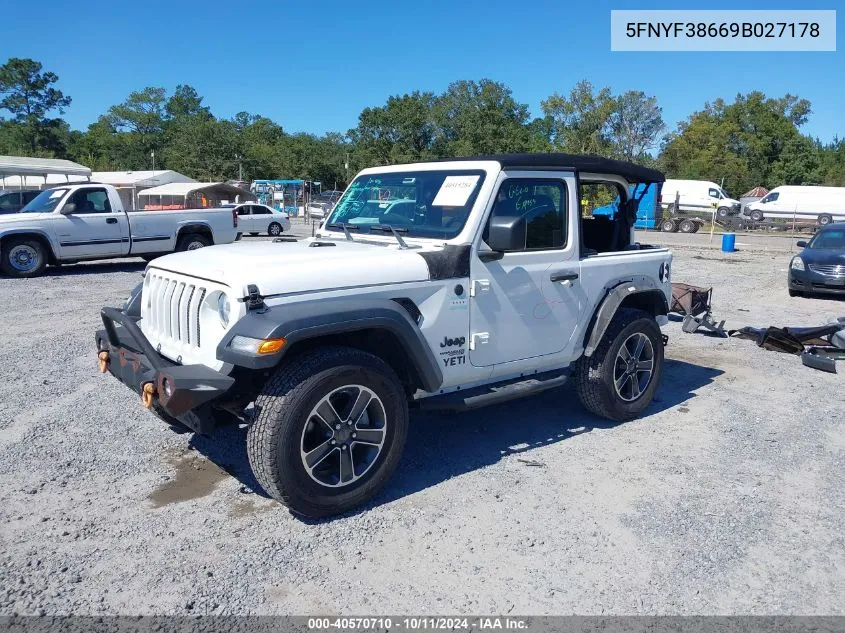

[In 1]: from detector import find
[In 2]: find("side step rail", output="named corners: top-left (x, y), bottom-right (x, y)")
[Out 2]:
top-left (419, 368), bottom-right (571, 412)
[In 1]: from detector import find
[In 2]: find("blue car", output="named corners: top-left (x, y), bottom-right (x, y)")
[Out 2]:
top-left (789, 223), bottom-right (845, 297)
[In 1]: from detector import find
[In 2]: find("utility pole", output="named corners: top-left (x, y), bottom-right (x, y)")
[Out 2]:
top-left (236, 154), bottom-right (243, 182)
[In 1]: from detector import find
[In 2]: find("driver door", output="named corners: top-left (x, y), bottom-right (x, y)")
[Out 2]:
top-left (469, 172), bottom-right (583, 368)
top-left (55, 188), bottom-right (126, 259)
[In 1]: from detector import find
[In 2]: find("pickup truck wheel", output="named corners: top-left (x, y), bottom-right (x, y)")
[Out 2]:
top-left (575, 308), bottom-right (664, 422)
top-left (247, 346), bottom-right (408, 518)
top-left (268, 222), bottom-right (283, 236)
top-left (176, 233), bottom-right (212, 251)
top-left (1, 237), bottom-right (47, 278)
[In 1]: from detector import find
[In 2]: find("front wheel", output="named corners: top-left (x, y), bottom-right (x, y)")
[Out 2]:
top-left (818, 214), bottom-right (833, 226)
top-left (0, 237), bottom-right (48, 278)
top-left (717, 206), bottom-right (731, 218)
top-left (750, 210), bottom-right (764, 222)
top-left (247, 347), bottom-right (408, 518)
top-left (268, 222), bottom-right (283, 236)
top-left (575, 309), bottom-right (664, 422)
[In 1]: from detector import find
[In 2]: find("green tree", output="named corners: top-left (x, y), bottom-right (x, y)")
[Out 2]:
top-left (432, 79), bottom-right (532, 156)
top-left (541, 80), bottom-right (615, 154)
top-left (609, 91), bottom-right (664, 161)
top-left (350, 91), bottom-right (437, 167)
top-left (0, 58), bottom-right (72, 152)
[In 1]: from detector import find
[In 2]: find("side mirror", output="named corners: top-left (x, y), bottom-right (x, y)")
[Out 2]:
top-left (61, 202), bottom-right (76, 215)
top-left (796, 240), bottom-right (807, 248)
top-left (486, 215), bottom-right (526, 253)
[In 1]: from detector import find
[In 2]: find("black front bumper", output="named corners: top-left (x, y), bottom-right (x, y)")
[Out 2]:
top-left (95, 307), bottom-right (236, 433)
top-left (789, 271), bottom-right (845, 295)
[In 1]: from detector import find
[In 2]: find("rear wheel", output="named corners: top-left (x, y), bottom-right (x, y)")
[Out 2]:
top-left (661, 218), bottom-right (678, 233)
top-left (575, 309), bottom-right (664, 422)
top-left (247, 347), bottom-right (408, 517)
top-left (1, 237), bottom-right (48, 278)
top-left (679, 219), bottom-right (697, 233)
top-left (268, 222), bottom-right (283, 236)
top-left (818, 214), bottom-right (833, 226)
top-left (176, 232), bottom-right (212, 252)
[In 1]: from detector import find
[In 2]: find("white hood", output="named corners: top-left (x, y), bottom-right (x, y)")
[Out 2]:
top-left (147, 238), bottom-right (433, 297)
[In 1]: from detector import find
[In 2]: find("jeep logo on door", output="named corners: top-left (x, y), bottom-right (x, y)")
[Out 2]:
top-left (441, 336), bottom-right (466, 348)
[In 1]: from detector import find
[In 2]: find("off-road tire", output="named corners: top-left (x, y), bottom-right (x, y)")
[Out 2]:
top-left (247, 346), bottom-right (409, 517)
top-left (1, 236), bottom-right (48, 278)
top-left (176, 232), bottom-right (212, 251)
top-left (575, 308), bottom-right (664, 422)
top-left (268, 222), bottom-right (283, 236)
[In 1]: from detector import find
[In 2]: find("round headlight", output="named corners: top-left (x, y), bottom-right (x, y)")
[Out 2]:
top-left (217, 292), bottom-right (231, 327)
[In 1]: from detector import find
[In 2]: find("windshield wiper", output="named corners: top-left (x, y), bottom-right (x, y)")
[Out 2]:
top-left (325, 222), bottom-right (358, 241)
top-left (370, 224), bottom-right (410, 249)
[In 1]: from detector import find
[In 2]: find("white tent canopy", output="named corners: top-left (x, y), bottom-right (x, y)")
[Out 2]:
top-left (0, 156), bottom-right (92, 178)
top-left (0, 156), bottom-right (92, 189)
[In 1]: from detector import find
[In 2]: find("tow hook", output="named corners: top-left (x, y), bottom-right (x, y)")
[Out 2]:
top-left (98, 351), bottom-right (110, 373)
top-left (141, 382), bottom-right (156, 409)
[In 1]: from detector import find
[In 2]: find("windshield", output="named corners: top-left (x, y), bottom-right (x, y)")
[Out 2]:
top-left (808, 228), bottom-right (845, 249)
top-left (20, 188), bottom-right (70, 213)
top-left (325, 170), bottom-right (486, 239)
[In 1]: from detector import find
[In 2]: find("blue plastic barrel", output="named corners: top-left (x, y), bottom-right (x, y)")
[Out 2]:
top-left (721, 233), bottom-right (736, 252)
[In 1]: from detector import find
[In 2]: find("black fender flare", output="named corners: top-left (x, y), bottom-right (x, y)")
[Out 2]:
top-left (217, 297), bottom-right (443, 392)
top-left (583, 276), bottom-right (669, 357)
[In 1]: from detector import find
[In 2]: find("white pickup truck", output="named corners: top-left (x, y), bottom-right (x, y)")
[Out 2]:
top-left (0, 183), bottom-right (240, 277)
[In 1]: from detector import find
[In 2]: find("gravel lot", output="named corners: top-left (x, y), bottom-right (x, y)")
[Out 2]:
top-left (1, 239), bottom-right (843, 616)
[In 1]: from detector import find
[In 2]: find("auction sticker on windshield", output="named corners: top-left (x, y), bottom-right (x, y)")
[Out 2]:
top-left (432, 175), bottom-right (480, 207)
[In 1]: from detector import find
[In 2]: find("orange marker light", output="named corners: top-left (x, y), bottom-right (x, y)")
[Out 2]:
top-left (257, 337), bottom-right (286, 355)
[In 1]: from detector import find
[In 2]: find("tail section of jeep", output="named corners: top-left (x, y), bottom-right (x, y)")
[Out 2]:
top-left (96, 154), bottom-right (672, 517)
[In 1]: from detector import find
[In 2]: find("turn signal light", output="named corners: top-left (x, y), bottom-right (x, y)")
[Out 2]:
top-left (257, 338), bottom-right (286, 354)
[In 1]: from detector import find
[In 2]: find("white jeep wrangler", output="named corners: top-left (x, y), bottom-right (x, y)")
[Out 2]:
top-left (96, 154), bottom-right (672, 517)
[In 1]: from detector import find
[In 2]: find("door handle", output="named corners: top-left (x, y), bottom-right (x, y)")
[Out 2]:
top-left (106, 217), bottom-right (118, 224)
top-left (550, 271), bottom-right (579, 282)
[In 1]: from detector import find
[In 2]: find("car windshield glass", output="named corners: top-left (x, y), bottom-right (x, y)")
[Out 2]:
top-left (809, 228), bottom-right (845, 249)
top-left (20, 188), bottom-right (69, 213)
top-left (325, 170), bottom-right (486, 239)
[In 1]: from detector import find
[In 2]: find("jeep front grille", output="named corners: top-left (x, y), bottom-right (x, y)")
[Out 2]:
top-left (144, 272), bottom-right (207, 348)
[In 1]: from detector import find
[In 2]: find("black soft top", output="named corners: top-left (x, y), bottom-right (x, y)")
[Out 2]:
top-left (439, 153), bottom-right (665, 184)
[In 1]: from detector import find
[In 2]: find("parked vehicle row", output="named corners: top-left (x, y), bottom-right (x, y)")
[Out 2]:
top-left (0, 183), bottom-right (240, 278)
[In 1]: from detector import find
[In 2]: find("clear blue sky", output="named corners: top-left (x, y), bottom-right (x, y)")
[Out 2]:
top-left (4, 0), bottom-right (843, 142)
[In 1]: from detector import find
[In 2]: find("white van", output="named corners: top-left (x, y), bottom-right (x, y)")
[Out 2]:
top-left (744, 186), bottom-right (845, 225)
top-left (660, 179), bottom-right (740, 218)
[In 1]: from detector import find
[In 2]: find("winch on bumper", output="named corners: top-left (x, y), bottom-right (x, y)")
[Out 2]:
top-left (95, 307), bottom-right (235, 434)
